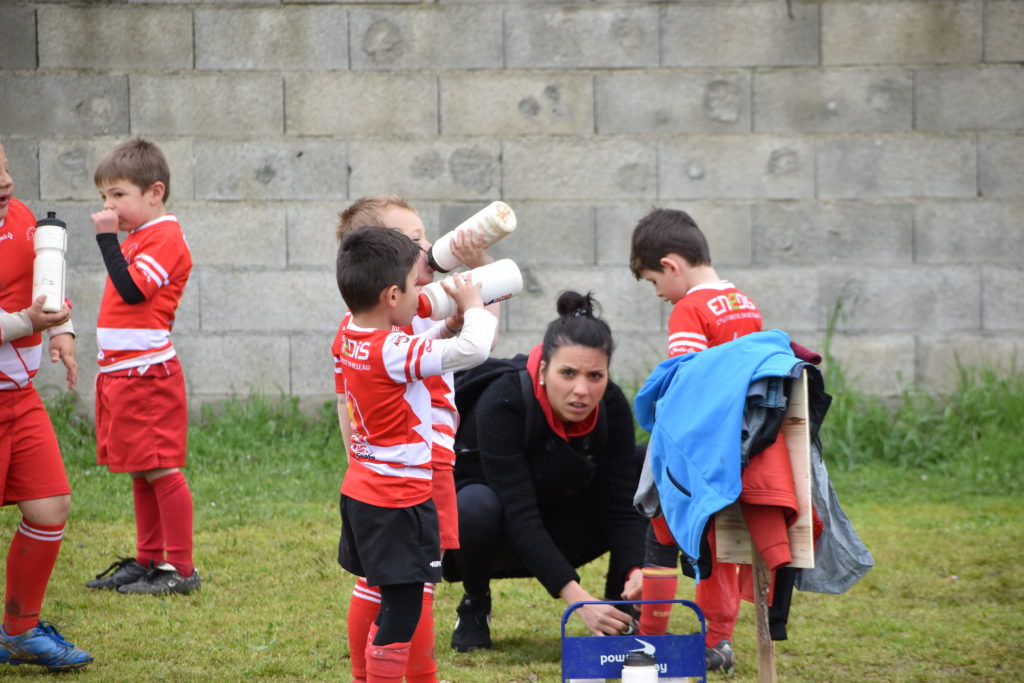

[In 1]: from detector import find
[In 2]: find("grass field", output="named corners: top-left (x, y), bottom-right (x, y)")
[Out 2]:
top-left (0, 366), bottom-right (1021, 681)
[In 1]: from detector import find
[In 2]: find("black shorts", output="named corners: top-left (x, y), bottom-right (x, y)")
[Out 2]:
top-left (338, 495), bottom-right (442, 586)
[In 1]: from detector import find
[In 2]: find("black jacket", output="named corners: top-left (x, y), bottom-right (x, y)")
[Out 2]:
top-left (453, 370), bottom-right (645, 598)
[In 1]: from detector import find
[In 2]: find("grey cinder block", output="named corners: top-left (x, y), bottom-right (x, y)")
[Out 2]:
top-left (915, 201), bottom-right (1024, 265)
top-left (823, 1), bottom-right (981, 65)
top-left (0, 7), bottom-right (36, 70)
top-left (504, 139), bottom-right (656, 201)
top-left (350, 7), bottom-right (503, 70)
top-left (985, 1), bottom-right (1024, 63)
top-left (176, 334), bottom-right (291, 397)
top-left (918, 334), bottom-right (1023, 393)
top-left (737, 267), bottom-right (821, 335)
top-left (818, 267), bottom-right (980, 334)
top-left (596, 70), bottom-right (751, 135)
top-left (982, 267), bottom-right (1024, 332)
top-left (132, 74), bottom-right (283, 137)
top-left (0, 74), bottom-right (129, 137)
top-left (194, 140), bottom-right (347, 201)
top-left (753, 202), bottom-right (913, 266)
top-left (916, 67), bottom-right (1024, 131)
top-left (441, 72), bottom-right (594, 137)
top-left (2, 138), bottom-right (39, 202)
top-left (505, 6), bottom-right (659, 69)
top-left (286, 73), bottom-right (437, 137)
top-left (175, 203), bottom-right (288, 268)
top-left (754, 68), bottom-right (912, 134)
top-left (816, 135), bottom-right (976, 199)
top-left (197, 269), bottom-right (338, 333)
top-left (196, 8), bottom-right (347, 71)
top-left (659, 137), bottom-right (814, 200)
top-left (349, 140), bottom-right (501, 201)
top-left (662, 3), bottom-right (819, 67)
top-left (39, 7), bottom-right (191, 71)
top-left (979, 135), bottom-right (1024, 199)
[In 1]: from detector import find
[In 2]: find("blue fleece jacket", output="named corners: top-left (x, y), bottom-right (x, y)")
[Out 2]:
top-left (634, 329), bottom-right (799, 577)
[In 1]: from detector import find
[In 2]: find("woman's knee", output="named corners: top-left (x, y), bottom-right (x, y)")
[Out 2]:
top-left (456, 484), bottom-right (502, 546)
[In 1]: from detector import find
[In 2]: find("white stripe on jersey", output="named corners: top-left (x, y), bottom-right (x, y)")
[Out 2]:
top-left (670, 331), bottom-right (708, 344)
top-left (355, 459), bottom-right (433, 480)
top-left (97, 327), bottom-right (172, 350)
top-left (0, 341), bottom-right (40, 389)
top-left (18, 521), bottom-right (64, 542)
top-left (135, 254), bottom-right (170, 286)
top-left (431, 430), bottom-right (455, 452)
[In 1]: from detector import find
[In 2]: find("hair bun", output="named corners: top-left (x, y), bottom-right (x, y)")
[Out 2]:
top-left (555, 290), bottom-right (597, 319)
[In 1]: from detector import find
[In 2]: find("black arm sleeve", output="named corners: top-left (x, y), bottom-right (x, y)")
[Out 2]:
top-left (96, 233), bottom-right (145, 304)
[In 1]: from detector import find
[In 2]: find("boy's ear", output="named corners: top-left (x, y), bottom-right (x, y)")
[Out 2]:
top-left (145, 181), bottom-right (166, 205)
top-left (659, 255), bottom-right (683, 276)
top-left (380, 284), bottom-right (400, 308)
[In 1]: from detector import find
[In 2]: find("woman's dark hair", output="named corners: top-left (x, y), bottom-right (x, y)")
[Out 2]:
top-left (540, 290), bottom-right (615, 364)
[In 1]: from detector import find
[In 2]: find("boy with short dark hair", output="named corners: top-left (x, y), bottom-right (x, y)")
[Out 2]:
top-left (0, 140), bottom-right (93, 671)
top-left (86, 138), bottom-right (199, 596)
top-left (628, 207), bottom-right (763, 674)
top-left (335, 225), bottom-right (495, 682)
top-left (335, 195), bottom-right (496, 682)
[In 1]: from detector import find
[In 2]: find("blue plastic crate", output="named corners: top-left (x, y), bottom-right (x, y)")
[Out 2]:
top-left (561, 599), bottom-right (707, 682)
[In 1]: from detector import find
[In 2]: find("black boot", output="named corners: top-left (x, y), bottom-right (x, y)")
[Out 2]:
top-left (451, 593), bottom-right (492, 652)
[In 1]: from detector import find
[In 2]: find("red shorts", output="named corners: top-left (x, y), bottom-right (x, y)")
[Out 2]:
top-left (0, 386), bottom-right (71, 505)
top-left (95, 359), bottom-right (188, 473)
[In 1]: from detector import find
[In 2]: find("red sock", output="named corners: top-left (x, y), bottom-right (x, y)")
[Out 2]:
top-left (405, 584), bottom-right (436, 683)
top-left (4, 520), bottom-right (64, 635)
top-left (366, 640), bottom-right (410, 683)
top-left (150, 471), bottom-right (194, 576)
top-left (133, 476), bottom-right (164, 567)
top-left (638, 566), bottom-right (678, 636)
top-left (348, 578), bottom-right (381, 682)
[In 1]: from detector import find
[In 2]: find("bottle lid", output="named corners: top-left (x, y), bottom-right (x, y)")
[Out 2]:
top-left (623, 651), bottom-right (657, 667)
top-left (36, 211), bottom-right (66, 229)
top-left (417, 292), bottom-right (432, 318)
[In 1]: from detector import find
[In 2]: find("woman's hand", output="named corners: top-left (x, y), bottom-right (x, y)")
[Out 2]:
top-left (620, 567), bottom-right (643, 601)
top-left (560, 580), bottom-right (634, 636)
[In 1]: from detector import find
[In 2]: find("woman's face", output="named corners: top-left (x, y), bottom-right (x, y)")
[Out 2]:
top-left (540, 345), bottom-right (610, 423)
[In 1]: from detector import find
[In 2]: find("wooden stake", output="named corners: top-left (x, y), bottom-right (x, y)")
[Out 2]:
top-left (752, 542), bottom-right (777, 683)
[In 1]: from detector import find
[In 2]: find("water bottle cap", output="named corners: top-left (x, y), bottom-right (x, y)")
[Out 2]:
top-left (623, 651), bottom-right (657, 667)
top-left (36, 211), bottom-right (66, 229)
top-left (426, 247), bottom-right (451, 274)
top-left (417, 292), bottom-right (432, 318)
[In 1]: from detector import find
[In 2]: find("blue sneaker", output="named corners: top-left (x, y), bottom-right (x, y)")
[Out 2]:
top-left (0, 621), bottom-right (93, 671)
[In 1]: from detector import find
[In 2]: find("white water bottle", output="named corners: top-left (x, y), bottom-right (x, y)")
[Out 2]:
top-left (32, 211), bottom-right (67, 313)
top-left (417, 259), bottom-right (523, 321)
top-left (621, 651), bottom-right (659, 683)
top-left (427, 201), bottom-right (517, 273)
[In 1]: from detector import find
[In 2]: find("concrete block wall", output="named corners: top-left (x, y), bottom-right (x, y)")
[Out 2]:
top-left (2, 0), bottom-right (1020, 408)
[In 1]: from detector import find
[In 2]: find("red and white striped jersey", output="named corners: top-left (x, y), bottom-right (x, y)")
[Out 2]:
top-left (411, 316), bottom-right (458, 469)
top-left (335, 318), bottom-right (448, 508)
top-left (96, 215), bottom-right (191, 372)
top-left (0, 198), bottom-right (43, 390)
top-left (668, 281), bottom-right (762, 357)
top-left (332, 314), bottom-right (459, 470)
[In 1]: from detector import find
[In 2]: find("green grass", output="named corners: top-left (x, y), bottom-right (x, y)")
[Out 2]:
top-left (0, 364), bottom-right (1021, 680)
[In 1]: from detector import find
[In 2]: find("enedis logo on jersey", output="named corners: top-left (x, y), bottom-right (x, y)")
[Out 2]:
top-left (343, 338), bottom-right (371, 361)
top-left (707, 291), bottom-right (756, 316)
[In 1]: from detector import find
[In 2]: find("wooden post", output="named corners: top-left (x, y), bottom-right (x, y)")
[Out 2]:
top-left (752, 542), bottom-right (777, 683)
